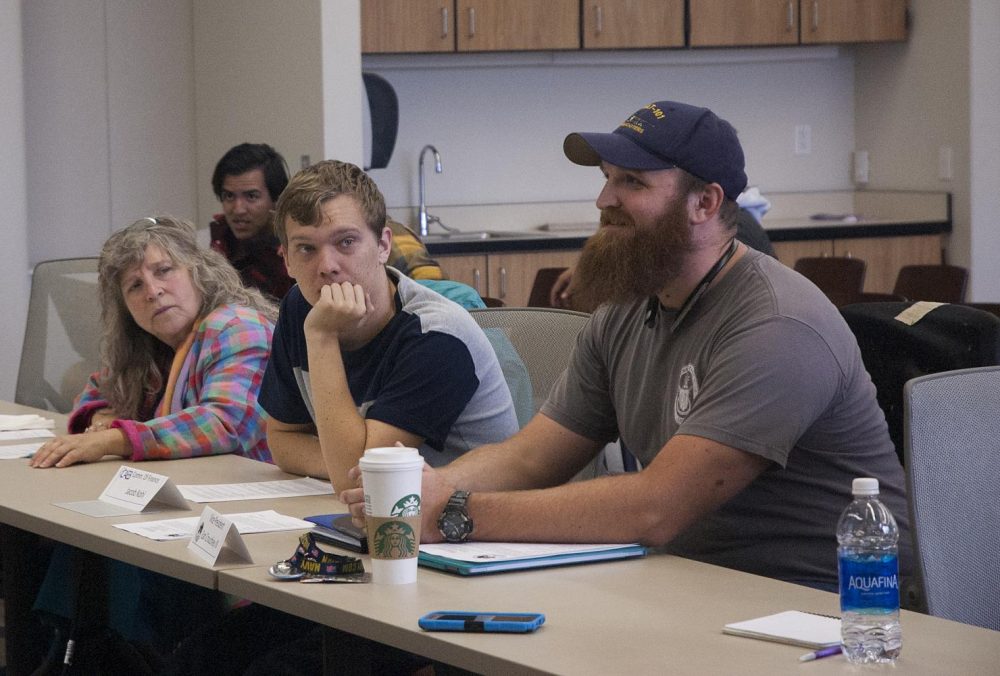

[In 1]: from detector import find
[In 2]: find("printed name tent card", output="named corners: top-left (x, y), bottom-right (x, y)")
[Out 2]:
top-left (56, 465), bottom-right (190, 517)
top-left (187, 506), bottom-right (252, 566)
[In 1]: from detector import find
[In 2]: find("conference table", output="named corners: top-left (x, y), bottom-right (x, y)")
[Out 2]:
top-left (1, 401), bottom-right (998, 674)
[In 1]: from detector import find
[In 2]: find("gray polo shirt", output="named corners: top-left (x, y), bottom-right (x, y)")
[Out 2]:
top-left (542, 249), bottom-right (912, 588)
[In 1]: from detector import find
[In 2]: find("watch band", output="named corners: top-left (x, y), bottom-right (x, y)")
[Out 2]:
top-left (447, 490), bottom-right (471, 510)
top-left (439, 490), bottom-right (473, 543)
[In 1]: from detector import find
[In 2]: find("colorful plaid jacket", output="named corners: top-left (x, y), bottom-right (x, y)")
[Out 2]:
top-left (69, 304), bottom-right (274, 462)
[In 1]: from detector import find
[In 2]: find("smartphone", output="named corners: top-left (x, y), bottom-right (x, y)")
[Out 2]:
top-left (418, 611), bottom-right (545, 633)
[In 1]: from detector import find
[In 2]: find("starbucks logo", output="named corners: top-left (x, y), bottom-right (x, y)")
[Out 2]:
top-left (390, 494), bottom-right (421, 517)
top-left (373, 521), bottom-right (417, 559)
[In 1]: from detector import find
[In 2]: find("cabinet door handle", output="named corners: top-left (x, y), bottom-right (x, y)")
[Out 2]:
top-left (595, 5), bottom-right (603, 35)
top-left (787, 1), bottom-right (794, 31)
top-left (812, 0), bottom-right (819, 31)
top-left (467, 7), bottom-right (476, 38)
top-left (473, 268), bottom-right (481, 294)
top-left (499, 266), bottom-right (507, 298)
top-left (441, 7), bottom-right (449, 38)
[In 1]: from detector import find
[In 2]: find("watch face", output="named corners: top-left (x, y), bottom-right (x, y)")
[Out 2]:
top-left (439, 510), bottom-right (471, 542)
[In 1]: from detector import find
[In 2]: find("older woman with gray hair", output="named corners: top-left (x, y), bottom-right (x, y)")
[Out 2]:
top-left (31, 216), bottom-right (277, 468)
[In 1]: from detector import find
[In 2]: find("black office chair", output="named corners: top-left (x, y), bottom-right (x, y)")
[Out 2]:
top-left (841, 301), bottom-right (1000, 465)
top-left (526, 267), bottom-right (569, 308)
top-left (893, 264), bottom-right (968, 303)
top-left (794, 256), bottom-right (866, 307)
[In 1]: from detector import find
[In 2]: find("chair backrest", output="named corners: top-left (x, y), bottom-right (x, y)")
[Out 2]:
top-left (526, 267), bottom-right (569, 308)
top-left (793, 256), bottom-right (866, 306)
top-left (841, 302), bottom-right (1000, 464)
top-left (893, 264), bottom-right (968, 303)
top-left (362, 72), bottom-right (398, 170)
top-left (469, 307), bottom-right (590, 415)
top-left (480, 296), bottom-right (505, 308)
top-left (904, 366), bottom-right (1000, 630)
top-left (16, 258), bottom-right (102, 413)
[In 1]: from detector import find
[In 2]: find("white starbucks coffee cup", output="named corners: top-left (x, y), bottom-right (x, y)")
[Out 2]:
top-left (359, 446), bottom-right (424, 584)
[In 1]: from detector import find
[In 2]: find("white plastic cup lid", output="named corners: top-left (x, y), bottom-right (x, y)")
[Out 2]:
top-left (852, 477), bottom-right (880, 496)
top-left (359, 446), bottom-right (423, 472)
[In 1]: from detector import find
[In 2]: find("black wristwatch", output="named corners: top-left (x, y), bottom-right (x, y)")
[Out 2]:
top-left (437, 490), bottom-right (473, 543)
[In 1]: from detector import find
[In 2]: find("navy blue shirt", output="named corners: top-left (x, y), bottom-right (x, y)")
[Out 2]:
top-left (260, 269), bottom-right (518, 465)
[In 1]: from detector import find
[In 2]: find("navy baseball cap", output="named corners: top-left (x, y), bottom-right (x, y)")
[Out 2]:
top-left (563, 101), bottom-right (748, 200)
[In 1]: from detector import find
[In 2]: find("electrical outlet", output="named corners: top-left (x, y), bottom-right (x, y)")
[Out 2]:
top-left (938, 146), bottom-right (953, 181)
top-left (794, 125), bottom-right (812, 155)
top-left (300, 154), bottom-right (311, 169)
top-left (853, 150), bottom-right (870, 184)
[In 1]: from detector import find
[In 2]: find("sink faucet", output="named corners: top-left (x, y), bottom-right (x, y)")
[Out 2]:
top-left (418, 144), bottom-right (443, 237)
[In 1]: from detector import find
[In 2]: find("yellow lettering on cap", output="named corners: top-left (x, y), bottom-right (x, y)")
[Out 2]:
top-left (620, 121), bottom-right (644, 134)
top-left (644, 103), bottom-right (665, 120)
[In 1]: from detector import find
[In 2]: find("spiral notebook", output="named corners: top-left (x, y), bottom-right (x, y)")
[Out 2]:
top-left (723, 610), bottom-right (841, 649)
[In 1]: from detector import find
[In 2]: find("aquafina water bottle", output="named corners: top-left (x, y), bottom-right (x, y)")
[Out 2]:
top-left (836, 477), bottom-right (901, 664)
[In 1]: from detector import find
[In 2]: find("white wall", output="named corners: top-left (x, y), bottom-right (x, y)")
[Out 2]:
top-left (363, 48), bottom-right (856, 224)
top-left (192, 0), bottom-right (322, 227)
top-left (854, 1), bottom-right (970, 266)
top-left (193, 1), bottom-right (362, 229)
top-left (968, 0), bottom-right (1000, 300)
top-left (22, 0), bottom-right (196, 265)
top-left (0, 0), bottom-right (30, 398)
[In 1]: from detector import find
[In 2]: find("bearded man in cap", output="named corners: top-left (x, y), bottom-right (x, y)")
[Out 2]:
top-left (343, 101), bottom-right (913, 593)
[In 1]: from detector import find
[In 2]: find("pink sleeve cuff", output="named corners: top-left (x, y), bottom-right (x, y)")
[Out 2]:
top-left (109, 419), bottom-right (143, 461)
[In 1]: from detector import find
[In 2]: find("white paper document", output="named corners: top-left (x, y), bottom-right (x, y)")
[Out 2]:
top-left (0, 414), bottom-right (55, 431)
top-left (0, 442), bottom-right (44, 459)
top-left (421, 541), bottom-right (636, 563)
top-left (114, 509), bottom-right (312, 541)
top-left (0, 429), bottom-right (55, 441)
top-left (177, 477), bottom-right (334, 503)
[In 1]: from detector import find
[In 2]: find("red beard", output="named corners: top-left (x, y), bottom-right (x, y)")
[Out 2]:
top-left (571, 197), bottom-right (693, 309)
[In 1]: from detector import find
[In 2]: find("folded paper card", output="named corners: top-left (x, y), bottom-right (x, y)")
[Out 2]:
top-left (56, 465), bottom-right (189, 517)
top-left (188, 506), bottom-right (252, 565)
top-left (723, 610), bottom-right (841, 649)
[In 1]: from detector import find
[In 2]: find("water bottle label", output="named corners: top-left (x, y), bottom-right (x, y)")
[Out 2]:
top-left (839, 553), bottom-right (899, 611)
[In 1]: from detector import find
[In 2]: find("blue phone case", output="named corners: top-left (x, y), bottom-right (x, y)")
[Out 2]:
top-left (418, 611), bottom-right (545, 633)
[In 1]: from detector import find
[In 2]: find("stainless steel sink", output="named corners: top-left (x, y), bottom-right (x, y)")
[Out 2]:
top-left (421, 230), bottom-right (547, 242)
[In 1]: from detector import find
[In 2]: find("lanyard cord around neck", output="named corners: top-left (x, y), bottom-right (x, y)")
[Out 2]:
top-left (644, 237), bottom-right (739, 332)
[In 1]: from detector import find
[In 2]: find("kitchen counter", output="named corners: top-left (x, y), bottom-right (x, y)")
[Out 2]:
top-left (422, 191), bottom-right (952, 255)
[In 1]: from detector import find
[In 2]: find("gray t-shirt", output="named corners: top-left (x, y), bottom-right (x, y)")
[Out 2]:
top-left (542, 249), bottom-right (912, 587)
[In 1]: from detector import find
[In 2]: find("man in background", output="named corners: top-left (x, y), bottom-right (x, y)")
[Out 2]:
top-left (211, 143), bottom-right (444, 301)
top-left (210, 143), bottom-right (294, 300)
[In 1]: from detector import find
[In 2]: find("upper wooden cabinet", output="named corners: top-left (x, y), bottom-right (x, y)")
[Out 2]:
top-left (455, 0), bottom-right (579, 52)
top-left (801, 0), bottom-right (908, 44)
top-left (690, 0), bottom-right (907, 47)
top-left (362, 0), bottom-right (453, 54)
top-left (582, 1), bottom-right (685, 49)
top-left (363, 0), bottom-right (908, 54)
top-left (690, 0), bottom-right (799, 47)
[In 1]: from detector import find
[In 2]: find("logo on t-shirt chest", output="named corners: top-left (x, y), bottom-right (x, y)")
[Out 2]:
top-left (673, 364), bottom-right (700, 425)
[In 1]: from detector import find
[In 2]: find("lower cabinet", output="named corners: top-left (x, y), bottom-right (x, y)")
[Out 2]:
top-left (772, 234), bottom-right (942, 294)
top-left (437, 250), bottom-right (580, 307)
top-left (440, 233), bottom-right (943, 306)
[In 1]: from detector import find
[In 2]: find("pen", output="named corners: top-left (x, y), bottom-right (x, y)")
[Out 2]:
top-left (799, 645), bottom-right (843, 662)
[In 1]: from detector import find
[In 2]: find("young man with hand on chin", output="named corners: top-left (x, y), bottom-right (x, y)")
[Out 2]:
top-left (259, 160), bottom-right (517, 492)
